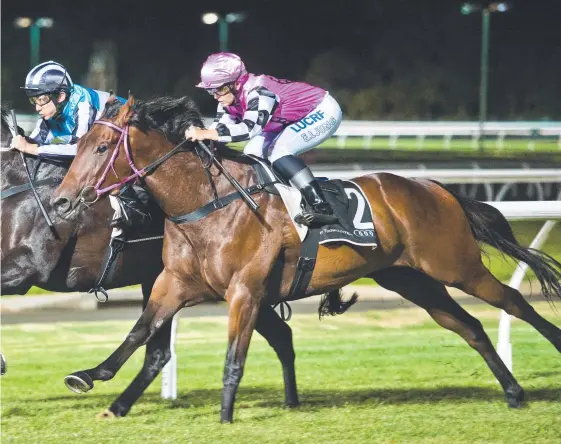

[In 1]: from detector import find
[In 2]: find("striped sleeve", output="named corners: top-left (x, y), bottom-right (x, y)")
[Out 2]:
top-left (37, 101), bottom-right (95, 160)
top-left (210, 103), bottom-right (239, 129)
top-left (37, 143), bottom-right (78, 159)
top-left (215, 87), bottom-right (279, 143)
top-left (71, 101), bottom-right (97, 143)
top-left (29, 119), bottom-right (49, 145)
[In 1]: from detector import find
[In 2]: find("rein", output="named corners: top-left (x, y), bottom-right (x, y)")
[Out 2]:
top-left (1, 176), bottom-right (63, 200)
top-left (88, 120), bottom-right (260, 214)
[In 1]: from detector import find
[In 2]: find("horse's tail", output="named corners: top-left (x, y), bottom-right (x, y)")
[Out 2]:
top-left (318, 289), bottom-right (358, 319)
top-left (438, 182), bottom-right (561, 303)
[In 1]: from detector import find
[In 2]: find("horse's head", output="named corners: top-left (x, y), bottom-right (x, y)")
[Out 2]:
top-left (51, 93), bottom-right (137, 219)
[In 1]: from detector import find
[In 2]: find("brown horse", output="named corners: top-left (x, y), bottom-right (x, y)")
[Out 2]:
top-left (52, 95), bottom-right (561, 423)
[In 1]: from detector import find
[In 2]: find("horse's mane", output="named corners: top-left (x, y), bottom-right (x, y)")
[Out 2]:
top-left (1, 102), bottom-right (26, 138)
top-left (101, 96), bottom-right (245, 160)
top-left (1, 103), bottom-right (10, 125)
top-left (102, 96), bottom-right (205, 145)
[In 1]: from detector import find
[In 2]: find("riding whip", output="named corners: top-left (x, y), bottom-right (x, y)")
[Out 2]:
top-left (196, 140), bottom-right (259, 212)
top-left (10, 110), bottom-right (60, 239)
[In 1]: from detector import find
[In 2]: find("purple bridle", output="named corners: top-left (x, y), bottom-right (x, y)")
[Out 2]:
top-left (81, 120), bottom-right (146, 204)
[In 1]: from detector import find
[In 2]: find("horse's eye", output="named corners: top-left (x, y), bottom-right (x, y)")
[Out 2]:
top-left (97, 144), bottom-right (108, 154)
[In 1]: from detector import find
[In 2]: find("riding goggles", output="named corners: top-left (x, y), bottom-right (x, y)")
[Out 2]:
top-left (29, 94), bottom-right (54, 107)
top-left (205, 84), bottom-right (233, 97)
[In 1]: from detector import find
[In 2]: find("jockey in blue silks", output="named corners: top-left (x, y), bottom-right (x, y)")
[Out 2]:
top-left (11, 61), bottom-right (148, 230)
top-left (11, 60), bottom-right (125, 160)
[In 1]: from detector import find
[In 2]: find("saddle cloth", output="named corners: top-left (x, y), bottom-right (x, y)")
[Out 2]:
top-left (275, 179), bottom-right (378, 248)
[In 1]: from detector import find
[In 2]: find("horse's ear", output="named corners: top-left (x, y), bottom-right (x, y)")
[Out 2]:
top-left (115, 93), bottom-right (135, 124)
top-left (107, 91), bottom-right (118, 103)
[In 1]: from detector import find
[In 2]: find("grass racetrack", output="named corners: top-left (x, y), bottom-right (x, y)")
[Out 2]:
top-left (2, 300), bottom-right (560, 443)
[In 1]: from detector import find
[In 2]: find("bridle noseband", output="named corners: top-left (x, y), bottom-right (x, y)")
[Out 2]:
top-left (80, 120), bottom-right (148, 205)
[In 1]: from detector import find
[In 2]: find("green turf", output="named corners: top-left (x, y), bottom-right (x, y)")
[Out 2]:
top-left (2, 303), bottom-right (560, 443)
top-left (230, 137), bottom-right (561, 153)
top-left (227, 139), bottom-right (561, 159)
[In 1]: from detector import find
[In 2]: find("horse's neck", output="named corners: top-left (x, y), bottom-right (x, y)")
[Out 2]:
top-left (1, 131), bottom-right (12, 147)
top-left (1, 152), bottom-right (26, 188)
top-left (139, 140), bottom-right (254, 218)
top-left (1, 151), bottom-right (67, 189)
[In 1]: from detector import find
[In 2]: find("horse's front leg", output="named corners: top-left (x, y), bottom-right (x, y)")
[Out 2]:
top-left (100, 281), bottom-right (172, 418)
top-left (221, 279), bottom-right (263, 423)
top-left (64, 269), bottom-right (198, 394)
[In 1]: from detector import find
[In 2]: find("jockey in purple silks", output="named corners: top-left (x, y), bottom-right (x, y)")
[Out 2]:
top-left (185, 52), bottom-right (343, 226)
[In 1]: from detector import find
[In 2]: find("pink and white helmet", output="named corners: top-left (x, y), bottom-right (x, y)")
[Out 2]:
top-left (196, 53), bottom-right (248, 89)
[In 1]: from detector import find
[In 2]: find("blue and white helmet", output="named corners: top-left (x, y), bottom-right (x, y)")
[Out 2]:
top-left (23, 61), bottom-right (73, 97)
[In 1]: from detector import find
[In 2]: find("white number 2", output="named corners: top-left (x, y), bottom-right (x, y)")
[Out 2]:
top-left (345, 188), bottom-right (374, 230)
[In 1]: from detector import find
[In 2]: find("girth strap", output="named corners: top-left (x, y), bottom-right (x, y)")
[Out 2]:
top-left (169, 181), bottom-right (275, 224)
top-left (1, 177), bottom-right (63, 200)
top-left (286, 228), bottom-right (321, 300)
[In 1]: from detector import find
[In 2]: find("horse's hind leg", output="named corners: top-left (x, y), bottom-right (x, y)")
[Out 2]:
top-left (458, 265), bottom-right (561, 353)
top-left (64, 269), bottom-right (196, 394)
top-left (101, 280), bottom-right (173, 418)
top-left (255, 304), bottom-right (299, 407)
top-left (370, 267), bottom-right (525, 408)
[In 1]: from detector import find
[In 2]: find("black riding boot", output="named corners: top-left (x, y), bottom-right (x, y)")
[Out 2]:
top-left (110, 185), bottom-right (151, 229)
top-left (272, 155), bottom-right (338, 226)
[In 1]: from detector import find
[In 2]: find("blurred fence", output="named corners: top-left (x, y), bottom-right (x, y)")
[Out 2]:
top-left (16, 114), bottom-right (561, 150)
top-left (333, 121), bottom-right (561, 149)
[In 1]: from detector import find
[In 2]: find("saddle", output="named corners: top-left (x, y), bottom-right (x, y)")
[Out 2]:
top-left (247, 155), bottom-right (378, 248)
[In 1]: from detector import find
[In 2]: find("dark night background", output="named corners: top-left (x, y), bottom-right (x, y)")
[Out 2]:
top-left (2, 0), bottom-right (561, 119)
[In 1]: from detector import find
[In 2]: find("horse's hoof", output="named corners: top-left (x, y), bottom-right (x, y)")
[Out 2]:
top-left (64, 372), bottom-right (94, 394)
top-left (96, 409), bottom-right (116, 420)
top-left (220, 418), bottom-right (234, 424)
top-left (0, 353), bottom-right (6, 376)
top-left (507, 398), bottom-right (522, 409)
top-left (506, 386), bottom-right (524, 408)
top-left (508, 399), bottom-right (521, 408)
top-left (285, 401), bottom-right (300, 409)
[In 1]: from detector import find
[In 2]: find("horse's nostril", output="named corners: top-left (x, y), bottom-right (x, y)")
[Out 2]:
top-left (52, 197), bottom-right (72, 214)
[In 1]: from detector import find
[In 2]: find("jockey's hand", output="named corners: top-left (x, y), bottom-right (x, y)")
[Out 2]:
top-left (10, 135), bottom-right (39, 155)
top-left (184, 127), bottom-right (219, 142)
top-left (185, 127), bottom-right (207, 141)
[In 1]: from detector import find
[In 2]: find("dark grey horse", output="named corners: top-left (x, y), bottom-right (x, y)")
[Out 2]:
top-left (0, 105), bottom-right (169, 417)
